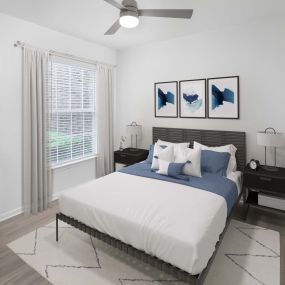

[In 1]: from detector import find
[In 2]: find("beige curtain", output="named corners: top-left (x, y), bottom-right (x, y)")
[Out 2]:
top-left (96, 64), bottom-right (114, 178)
top-left (22, 47), bottom-right (52, 214)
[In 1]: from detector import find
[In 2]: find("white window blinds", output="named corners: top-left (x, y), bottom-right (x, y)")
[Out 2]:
top-left (48, 56), bottom-right (96, 166)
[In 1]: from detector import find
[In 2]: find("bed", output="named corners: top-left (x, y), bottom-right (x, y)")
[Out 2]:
top-left (56, 127), bottom-right (246, 285)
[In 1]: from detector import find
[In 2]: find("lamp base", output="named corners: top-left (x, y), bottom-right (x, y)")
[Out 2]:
top-left (261, 165), bottom-right (279, 172)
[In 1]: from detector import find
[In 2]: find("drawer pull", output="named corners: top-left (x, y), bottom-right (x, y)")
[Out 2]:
top-left (259, 177), bottom-right (272, 182)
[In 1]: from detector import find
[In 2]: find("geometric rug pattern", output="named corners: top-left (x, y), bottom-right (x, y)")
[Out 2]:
top-left (8, 220), bottom-right (280, 285)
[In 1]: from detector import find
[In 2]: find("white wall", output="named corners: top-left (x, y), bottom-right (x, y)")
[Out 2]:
top-left (0, 13), bottom-right (116, 221)
top-left (116, 17), bottom-right (285, 168)
top-left (52, 158), bottom-right (96, 200)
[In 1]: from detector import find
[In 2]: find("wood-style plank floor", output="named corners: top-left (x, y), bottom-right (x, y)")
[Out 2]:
top-left (0, 201), bottom-right (284, 285)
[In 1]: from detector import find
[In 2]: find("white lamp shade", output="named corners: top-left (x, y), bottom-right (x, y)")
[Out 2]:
top-left (257, 132), bottom-right (284, 147)
top-left (126, 124), bottom-right (142, 137)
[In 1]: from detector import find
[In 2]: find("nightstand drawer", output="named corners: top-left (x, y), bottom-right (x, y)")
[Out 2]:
top-left (114, 148), bottom-right (149, 166)
top-left (114, 152), bottom-right (133, 164)
top-left (244, 173), bottom-right (285, 194)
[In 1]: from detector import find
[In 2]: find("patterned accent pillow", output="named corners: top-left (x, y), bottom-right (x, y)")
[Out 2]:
top-left (157, 139), bottom-right (189, 157)
top-left (145, 144), bottom-right (167, 164)
top-left (151, 144), bottom-right (174, 170)
top-left (175, 145), bottom-right (202, 177)
top-left (156, 159), bottom-right (186, 179)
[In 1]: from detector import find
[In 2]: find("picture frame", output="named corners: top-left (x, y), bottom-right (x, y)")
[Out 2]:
top-left (179, 79), bottom-right (206, 118)
top-left (154, 81), bottom-right (178, 118)
top-left (207, 76), bottom-right (239, 119)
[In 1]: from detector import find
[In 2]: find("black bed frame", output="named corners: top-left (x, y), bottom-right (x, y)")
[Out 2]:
top-left (56, 127), bottom-right (246, 285)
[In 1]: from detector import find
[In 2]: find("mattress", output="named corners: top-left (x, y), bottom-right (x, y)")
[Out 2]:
top-left (59, 171), bottom-right (242, 275)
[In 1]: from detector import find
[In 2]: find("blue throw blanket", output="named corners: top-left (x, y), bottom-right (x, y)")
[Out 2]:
top-left (119, 162), bottom-right (238, 216)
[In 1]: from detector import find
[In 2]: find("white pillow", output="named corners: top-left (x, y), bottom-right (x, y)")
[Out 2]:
top-left (151, 144), bottom-right (174, 170)
top-left (156, 159), bottom-right (171, 175)
top-left (157, 139), bottom-right (189, 156)
top-left (175, 145), bottom-right (202, 177)
top-left (193, 141), bottom-right (237, 175)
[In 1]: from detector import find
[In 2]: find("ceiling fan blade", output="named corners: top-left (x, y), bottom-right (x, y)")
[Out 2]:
top-left (103, 0), bottom-right (125, 10)
top-left (104, 19), bottom-right (121, 35)
top-left (139, 9), bottom-right (193, 19)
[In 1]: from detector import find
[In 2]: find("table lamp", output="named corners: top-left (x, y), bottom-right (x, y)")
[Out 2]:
top-left (257, 127), bottom-right (284, 171)
top-left (127, 122), bottom-right (142, 151)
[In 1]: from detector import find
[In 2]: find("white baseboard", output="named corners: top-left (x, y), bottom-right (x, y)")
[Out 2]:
top-left (0, 194), bottom-right (61, 223)
top-left (0, 207), bottom-right (23, 222)
top-left (52, 188), bottom-right (71, 201)
top-left (52, 192), bottom-right (60, 201)
top-left (0, 183), bottom-right (90, 223)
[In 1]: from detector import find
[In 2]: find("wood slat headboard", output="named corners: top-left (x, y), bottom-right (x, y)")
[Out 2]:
top-left (153, 127), bottom-right (246, 171)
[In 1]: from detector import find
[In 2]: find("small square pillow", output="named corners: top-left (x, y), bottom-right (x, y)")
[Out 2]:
top-left (201, 150), bottom-right (231, 176)
top-left (156, 159), bottom-right (186, 179)
top-left (151, 144), bottom-right (174, 170)
top-left (175, 146), bottom-right (202, 177)
top-left (193, 141), bottom-right (237, 175)
top-left (157, 139), bottom-right (189, 156)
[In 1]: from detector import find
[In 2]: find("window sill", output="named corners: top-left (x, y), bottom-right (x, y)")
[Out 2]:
top-left (51, 155), bottom-right (98, 170)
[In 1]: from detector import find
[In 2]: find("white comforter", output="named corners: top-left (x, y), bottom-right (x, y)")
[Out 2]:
top-left (59, 171), bottom-right (240, 274)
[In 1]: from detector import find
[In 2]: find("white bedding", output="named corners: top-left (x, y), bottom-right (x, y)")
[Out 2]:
top-left (59, 171), bottom-right (242, 275)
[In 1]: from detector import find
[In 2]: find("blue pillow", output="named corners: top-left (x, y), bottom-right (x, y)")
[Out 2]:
top-left (157, 160), bottom-right (189, 180)
top-left (168, 162), bottom-right (186, 177)
top-left (145, 145), bottom-right (154, 163)
top-left (201, 150), bottom-right (231, 176)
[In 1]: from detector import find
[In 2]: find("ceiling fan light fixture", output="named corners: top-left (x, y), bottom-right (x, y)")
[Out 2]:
top-left (103, 0), bottom-right (193, 35)
top-left (119, 10), bottom-right (139, 28)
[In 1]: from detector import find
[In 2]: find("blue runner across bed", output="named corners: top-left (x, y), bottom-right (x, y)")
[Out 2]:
top-left (119, 162), bottom-right (238, 216)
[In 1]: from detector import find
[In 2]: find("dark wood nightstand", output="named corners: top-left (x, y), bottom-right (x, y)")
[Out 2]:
top-left (114, 148), bottom-right (149, 171)
top-left (243, 164), bottom-right (285, 217)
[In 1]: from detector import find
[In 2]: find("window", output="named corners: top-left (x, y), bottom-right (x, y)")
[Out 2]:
top-left (48, 56), bottom-right (96, 166)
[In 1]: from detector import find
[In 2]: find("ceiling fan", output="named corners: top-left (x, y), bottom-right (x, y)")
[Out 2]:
top-left (103, 0), bottom-right (193, 35)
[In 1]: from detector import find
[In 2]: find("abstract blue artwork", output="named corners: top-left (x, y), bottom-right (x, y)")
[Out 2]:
top-left (183, 93), bottom-right (199, 104)
top-left (155, 81), bottom-right (178, 117)
top-left (211, 84), bottom-right (235, 110)
top-left (157, 88), bottom-right (175, 110)
top-left (208, 76), bottom-right (239, 119)
top-left (183, 93), bottom-right (202, 112)
top-left (179, 79), bottom-right (206, 118)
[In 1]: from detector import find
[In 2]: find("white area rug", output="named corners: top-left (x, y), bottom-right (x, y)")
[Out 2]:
top-left (8, 220), bottom-right (280, 285)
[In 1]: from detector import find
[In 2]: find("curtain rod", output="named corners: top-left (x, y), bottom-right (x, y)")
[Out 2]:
top-left (14, 41), bottom-right (117, 68)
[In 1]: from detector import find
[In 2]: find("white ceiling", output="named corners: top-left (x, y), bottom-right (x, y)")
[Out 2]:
top-left (0, 0), bottom-right (284, 50)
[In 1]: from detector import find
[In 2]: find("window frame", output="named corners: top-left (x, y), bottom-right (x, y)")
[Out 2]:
top-left (48, 56), bottom-right (97, 167)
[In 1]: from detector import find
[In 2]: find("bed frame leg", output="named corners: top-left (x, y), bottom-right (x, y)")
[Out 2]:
top-left (242, 186), bottom-right (249, 220)
top-left (56, 213), bottom-right (59, 242)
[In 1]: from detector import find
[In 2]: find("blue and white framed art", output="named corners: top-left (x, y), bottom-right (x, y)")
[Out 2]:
top-left (179, 79), bottom-right (206, 118)
top-left (155, 81), bottom-right (178, 118)
top-left (207, 76), bottom-right (239, 119)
